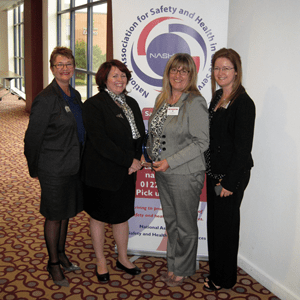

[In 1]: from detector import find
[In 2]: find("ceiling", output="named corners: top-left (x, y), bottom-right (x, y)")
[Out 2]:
top-left (0, 0), bottom-right (23, 12)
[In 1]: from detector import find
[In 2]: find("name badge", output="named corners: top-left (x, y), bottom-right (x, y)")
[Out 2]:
top-left (167, 107), bottom-right (179, 116)
top-left (65, 106), bottom-right (71, 113)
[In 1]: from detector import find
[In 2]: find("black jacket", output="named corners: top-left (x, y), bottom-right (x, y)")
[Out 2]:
top-left (24, 79), bottom-right (82, 178)
top-left (81, 91), bottom-right (145, 191)
top-left (208, 89), bottom-right (255, 192)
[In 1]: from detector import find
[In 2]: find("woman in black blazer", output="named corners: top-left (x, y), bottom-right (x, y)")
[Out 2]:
top-left (81, 60), bottom-right (145, 283)
top-left (204, 48), bottom-right (255, 290)
top-left (24, 47), bottom-right (84, 287)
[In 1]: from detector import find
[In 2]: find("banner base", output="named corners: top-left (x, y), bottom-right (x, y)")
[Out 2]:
top-left (126, 249), bottom-right (208, 262)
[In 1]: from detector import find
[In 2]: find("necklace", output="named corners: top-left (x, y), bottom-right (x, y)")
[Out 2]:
top-left (215, 97), bottom-right (230, 111)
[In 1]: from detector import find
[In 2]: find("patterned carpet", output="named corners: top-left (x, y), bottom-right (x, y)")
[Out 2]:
top-left (0, 91), bottom-right (280, 300)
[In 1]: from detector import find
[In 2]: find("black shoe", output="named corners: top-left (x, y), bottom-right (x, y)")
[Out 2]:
top-left (58, 251), bottom-right (81, 272)
top-left (47, 261), bottom-right (69, 287)
top-left (204, 278), bottom-right (222, 291)
top-left (116, 260), bottom-right (141, 275)
top-left (96, 267), bottom-right (109, 283)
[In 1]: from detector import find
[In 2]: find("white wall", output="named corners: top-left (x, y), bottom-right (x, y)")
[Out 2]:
top-left (228, 1), bottom-right (300, 299)
top-left (43, 0), bottom-right (57, 87)
top-left (0, 9), bottom-right (25, 98)
top-left (7, 10), bottom-right (14, 73)
top-left (0, 9), bottom-right (19, 93)
top-left (0, 11), bottom-right (8, 72)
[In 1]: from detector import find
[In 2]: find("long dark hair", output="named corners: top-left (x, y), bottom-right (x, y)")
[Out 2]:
top-left (211, 48), bottom-right (245, 105)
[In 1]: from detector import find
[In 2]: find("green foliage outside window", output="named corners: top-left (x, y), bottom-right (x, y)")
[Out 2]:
top-left (75, 40), bottom-right (106, 85)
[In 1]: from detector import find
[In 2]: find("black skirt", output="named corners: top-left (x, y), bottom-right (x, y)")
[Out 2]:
top-left (38, 172), bottom-right (84, 220)
top-left (84, 173), bottom-right (136, 224)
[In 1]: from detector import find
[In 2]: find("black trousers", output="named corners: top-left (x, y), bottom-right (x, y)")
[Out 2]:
top-left (206, 170), bottom-right (250, 288)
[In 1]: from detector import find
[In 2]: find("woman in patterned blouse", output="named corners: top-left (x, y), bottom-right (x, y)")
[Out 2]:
top-left (81, 60), bottom-right (145, 283)
top-left (145, 53), bottom-right (209, 287)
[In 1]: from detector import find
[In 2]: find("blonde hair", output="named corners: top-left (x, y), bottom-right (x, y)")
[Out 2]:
top-left (155, 53), bottom-right (201, 110)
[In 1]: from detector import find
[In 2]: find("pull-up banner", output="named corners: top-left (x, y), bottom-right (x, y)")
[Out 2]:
top-left (112, 0), bottom-right (229, 259)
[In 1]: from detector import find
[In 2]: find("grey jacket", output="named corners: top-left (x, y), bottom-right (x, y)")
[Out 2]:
top-left (24, 79), bottom-right (82, 178)
top-left (148, 92), bottom-right (209, 175)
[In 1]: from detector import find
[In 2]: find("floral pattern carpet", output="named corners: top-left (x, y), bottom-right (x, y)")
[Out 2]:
top-left (0, 91), bottom-right (280, 300)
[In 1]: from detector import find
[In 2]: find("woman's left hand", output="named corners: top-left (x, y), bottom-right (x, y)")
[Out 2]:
top-left (220, 186), bottom-right (233, 198)
top-left (152, 159), bottom-right (169, 172)
top-left (128, 167), bottom-right (134, 175)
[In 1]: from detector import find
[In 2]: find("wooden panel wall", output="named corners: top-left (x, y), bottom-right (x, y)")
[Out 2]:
top-left (24, 0), bottom-right (43, 112)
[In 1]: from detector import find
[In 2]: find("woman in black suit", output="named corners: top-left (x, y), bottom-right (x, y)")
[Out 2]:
top-left (81, 60), bottom-right (145, 283)
top-left (204, 48), bottom-right (255, 290)
top-left (24, 47), bottom-right (84, 287)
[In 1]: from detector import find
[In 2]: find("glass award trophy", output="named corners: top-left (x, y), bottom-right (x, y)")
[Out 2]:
top-left (142, 131), bottom-right (153, 168)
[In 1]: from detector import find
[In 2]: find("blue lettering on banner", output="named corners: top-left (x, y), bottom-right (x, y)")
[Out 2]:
top-left (152, 232), bottom-right (168, 237)
top-left (129, 231), bottom-right (142, 236)
top-left (129, 78), bottom-right (149, 99)
top-left (121, 24), bottom-right (139, 64)
top-left (198, 72), bottom-right (212, 90)
top-left (139, 225), bottom-right (160, 229)
top-left (149, 6), bottom-right (177, 16)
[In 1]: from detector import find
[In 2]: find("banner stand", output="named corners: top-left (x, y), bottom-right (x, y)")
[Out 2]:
top-left (115, 248), bottom-right (207, 269)
top-left (112, 0), bottom-right (229, 259)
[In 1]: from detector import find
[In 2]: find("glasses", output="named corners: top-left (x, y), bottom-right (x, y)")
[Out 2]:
top-left (213, 67), bottom-right (234, 72)
top-left (53, 63), bottom-right (74, 69)
top-left (170, 68), bottom-right (189, 76)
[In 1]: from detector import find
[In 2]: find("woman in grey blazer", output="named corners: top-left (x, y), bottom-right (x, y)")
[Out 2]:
top-left (145, 53), bottom-right (209, 286)
top-left (24, 47), bottom-right (84, 287)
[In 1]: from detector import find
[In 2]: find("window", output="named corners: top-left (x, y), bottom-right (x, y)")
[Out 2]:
top-left (13, 4), bottom-right (25, 92)
top-left (57, 0), bottom-right (107, 101)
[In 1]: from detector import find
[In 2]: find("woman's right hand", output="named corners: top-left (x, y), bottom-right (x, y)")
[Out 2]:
top-left (140, 154), bottom-right (146, 166)
top-left (128, 158), bottom-right (142, 174)
top-left (152, 159), bottom-right (169, 172)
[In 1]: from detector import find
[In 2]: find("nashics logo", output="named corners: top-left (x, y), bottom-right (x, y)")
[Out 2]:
top-left (120, 8), bottom-right (216, 99)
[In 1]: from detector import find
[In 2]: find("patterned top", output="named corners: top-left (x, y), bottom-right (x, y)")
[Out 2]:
top-left (205, 92), bottom-right (225, 180)
top-left (105, 89), bottom-right (141, 140)
top-left (149, 102), bottom-right (170, 161)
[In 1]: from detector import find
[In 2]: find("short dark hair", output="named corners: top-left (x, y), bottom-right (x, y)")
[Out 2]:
top-left (49, 46), bottom-right (75, 68)
top-left (95, 59), bottom-right (132, 93)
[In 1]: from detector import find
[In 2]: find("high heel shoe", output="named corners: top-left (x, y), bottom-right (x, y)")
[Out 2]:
top-left (166, 275), bottom-right (187, 287)
top-left (58, 252), bottom-right (81, 272)
top-left (61, 262), bottom-right (81, 272)
top-left (160, 272), bottom-right (173, 282)
top-left (96, 267), bottom-right (110, 283)
top-left (204, 278), bottom-right (222, 291)
top-left (47, 261), bottom-right (69, 287)
top-left (116, 260), bottom-right (141, 275)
